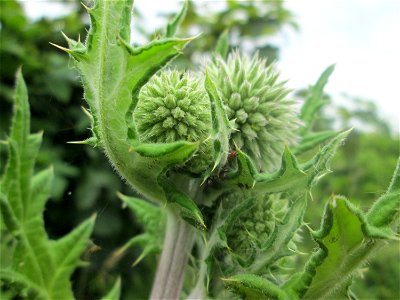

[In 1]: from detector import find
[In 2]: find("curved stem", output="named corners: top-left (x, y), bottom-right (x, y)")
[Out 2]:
top-left (150, 209), bottom-right (194, 299)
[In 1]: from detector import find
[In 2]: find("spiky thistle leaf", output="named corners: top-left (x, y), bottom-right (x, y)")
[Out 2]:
top-left (53, 0), bottom-right (207, 227)
top-left (114, 193), bottom-right (165, 266)
top-left (0, 71), bottom-right (95, 299)
top-left (299, 65), bottom-right (335, 135)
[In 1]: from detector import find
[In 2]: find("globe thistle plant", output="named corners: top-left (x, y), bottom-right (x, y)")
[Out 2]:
top-left (48, 2), bottom-right (399, 299)
top-left (208, 52), bottom-right (303, 172)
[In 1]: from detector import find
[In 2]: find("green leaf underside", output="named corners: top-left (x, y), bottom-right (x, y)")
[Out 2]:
top-left (0, 72), bottom-right (95, 299)
top-left (55, 0), bottom-right (197, 203)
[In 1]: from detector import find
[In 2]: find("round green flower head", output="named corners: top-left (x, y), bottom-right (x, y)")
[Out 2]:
top-left (134, 70), bottom-right (213, 174)
top-left (208, 52), bottom-right (302, 172)
top-left (227, 193), bottom-right (287, 258)
top-left (224, 192), bottom-right (301, 283)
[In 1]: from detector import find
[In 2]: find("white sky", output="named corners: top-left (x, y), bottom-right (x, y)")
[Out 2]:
top-left (22, 0), bottom-right (400, 132)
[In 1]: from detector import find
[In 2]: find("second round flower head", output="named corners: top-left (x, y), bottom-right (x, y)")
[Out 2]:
top-left (208, 51), bottom-right (302, 172)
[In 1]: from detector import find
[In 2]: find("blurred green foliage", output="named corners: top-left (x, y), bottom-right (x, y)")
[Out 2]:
top-left (148, 0), bottom-right (297, 67)
top-left (0, 0), bottom-right (398, 299)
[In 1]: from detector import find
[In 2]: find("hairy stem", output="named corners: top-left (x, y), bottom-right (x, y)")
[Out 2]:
top-left (150, 209), bottom-right (194, 299)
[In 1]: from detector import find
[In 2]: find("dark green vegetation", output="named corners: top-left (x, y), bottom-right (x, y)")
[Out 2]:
top-left (1, 1), bottom-right (398, 299)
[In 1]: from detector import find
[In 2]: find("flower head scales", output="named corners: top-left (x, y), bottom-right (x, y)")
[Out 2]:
top-left (208, 51), bottom-right (302, 172)
top-left (135, 70), bottom-right (213, 174)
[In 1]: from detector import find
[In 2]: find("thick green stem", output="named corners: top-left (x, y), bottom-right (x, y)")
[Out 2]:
top-left (150, 209), bottom-right (194, 299)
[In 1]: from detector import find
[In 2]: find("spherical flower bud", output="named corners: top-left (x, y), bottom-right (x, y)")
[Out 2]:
top-left (134, 70), bottom-right (213, 174)
top-left (227, 193), bottom-right (287, 258)
top-left (208, 52), bottom-right (302, 172)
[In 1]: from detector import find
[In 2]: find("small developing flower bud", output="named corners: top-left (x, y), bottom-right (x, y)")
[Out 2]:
top-left (227, 193), bottom-right (286, 258)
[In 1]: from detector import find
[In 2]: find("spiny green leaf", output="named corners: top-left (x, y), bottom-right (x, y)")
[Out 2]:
top-left (166, 0), bottom-right (188, 37)
top-left (254, 147), bottom-right (306, 193)
top-left (285, 182), bottom-right (399, 300)
top-left (366, 159), bottom-right (400, 236)
top-left (222, 274), bottom-right (290, 300)
top-left (116, 193), bottom-right (165, 265)
top-left (48, 216), bottom-right (95, 299)
top-left (288, 197), bottom-right (368, 299)
top-left (222, 146), bottom-right (306, 194)
top-left (0, 72), bottom-right (95, 299)
top-left (118, 193), bottom-right (165, 228)
top-left (0, 269), bottom-right (47, 299)
top-left (282, 161), bottom-right (400, 299)
top-left (300, 65), bottom-right (335, 135)
top-left (204, 72), bottom-right (232, 177)
top-left (386, 157), bottom-right (400, 193)
top-left (28, 167), bottom-right (53, 218)
top-left (205, 130), bottom-right (350, 207)
top-left (101, 277), bottom-right (121, 300)
top-left (54, 0), bottom-right (197, 203)
top-left (10, 68), bottom-right (29, 146)
top-left (0, 193), bottom-right (19, 234)
top-left (293, 130), bottom-right (337, 156)
top-left (301, 129), bottom-right (352, 187)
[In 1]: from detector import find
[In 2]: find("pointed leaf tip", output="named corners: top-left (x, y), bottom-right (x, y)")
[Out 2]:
top-left (387, 158), bottom-right (400, 193)
top-left (101, 277), bottom-right (121, 300)
top-left (215, 29), bottom-right (230, 59)
top-left (49, 42), bottom-right (70, 52)
top-left (166, 0), bottom-right (189, 38)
